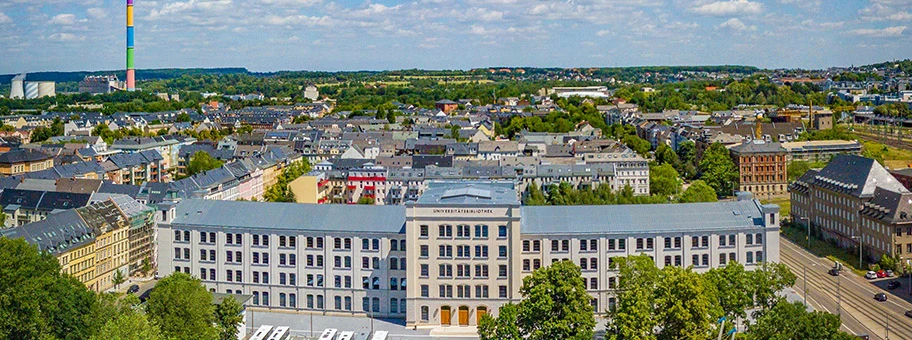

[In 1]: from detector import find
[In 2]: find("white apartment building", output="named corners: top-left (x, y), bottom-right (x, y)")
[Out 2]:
top-left (157, 181), bottom-right (780, 329)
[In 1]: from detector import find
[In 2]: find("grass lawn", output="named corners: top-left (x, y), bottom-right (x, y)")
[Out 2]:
top-left (780, 224), bottom-right (867, 276)
top-left (761, 197), bottom-right (790, 216)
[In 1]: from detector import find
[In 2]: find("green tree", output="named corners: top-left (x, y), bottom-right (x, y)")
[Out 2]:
top-left (607, 254), bottom-right (660, 340)
top-left (90, 309), bottom-right (163, 340)
top-left (357, 197), bottom-right (375, 205)
top-left (186, 151), bottom-right (225, 176)
top-left (748, 300), bottom-right (855, 340)
top-left (517, 260), bottom-right (595, 340)
top-left (478, 261), bottom-right (595, 340)
top-left (141, 258), bottom-right (153, 277)
top-left (523, 182), bottom-right (547, 205)
top-left (112, 270), bottom-right (126, 289)
top-left (215, 296), bottom-right (244, 340)
top-left (679, 180), bottom-right (718, 203)
top-left (649, 163), bottom-right (682, 198)
top-left (749, 262), bottom-right (797, 311)
top-left (623, 135), bottom-right (651, 155)
top-left (787, 160), bottom-right (827, 182)
top-left (704, 262), bottom-right (752, 320)
top-left (478, 303), bottom-right (521, 340)
top-left (145, 272), bottom-right (218, 340)
top-left (175, 112), bottom-right (192, 122)
top-left (654, 144), bottom-right (679, 167)
top-left (655, 266), bottom-right (721, 340)
top-left (676, 141), bottom-right (698, 179)
top-left (0, 237), bottom-right (101, 340)
top-left (699, 142), bottom-right (739, 197)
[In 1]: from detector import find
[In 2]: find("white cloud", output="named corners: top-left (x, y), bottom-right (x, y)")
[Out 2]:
top-left (596, 29), bottom-right (612, 37)
top-left (716, 18), bottom-right (756, 31)
top-left (691, 0), bottom-right (763, 16)
top-left (49, 13), bottom-right (77, 25)
top-left (849, 26), bottom-right (907, 37)
top-left (47, 32), bottom-right (84, 42)
top-left (860, 3), bottom-right (912, 21)
top-left (86, 8), bottom-right (105, 20)
top-left (0, 12), bottom-right (11, 24)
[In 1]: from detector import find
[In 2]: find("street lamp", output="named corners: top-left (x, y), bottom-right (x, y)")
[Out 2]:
top-left (803, 263), bottom-right (816, 308)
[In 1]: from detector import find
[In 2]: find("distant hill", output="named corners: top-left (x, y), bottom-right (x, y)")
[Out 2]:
top-left (860, 59), bottom-right (912, 74)
top-left (0, 68), bottom-right (250, 84)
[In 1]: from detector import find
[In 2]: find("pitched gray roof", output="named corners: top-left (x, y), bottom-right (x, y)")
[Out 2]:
top-left (521, 199), bottom-right (769, 235)
top-left (0, 209), bottom-right (95, 255)
top-left (169, 199), bottom-right (406, 234)
top-left (813, 154), bottom-right (907, 197)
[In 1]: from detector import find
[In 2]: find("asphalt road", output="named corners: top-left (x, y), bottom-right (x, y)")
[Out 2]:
top-left (780, 237), bottom-right (912, 340)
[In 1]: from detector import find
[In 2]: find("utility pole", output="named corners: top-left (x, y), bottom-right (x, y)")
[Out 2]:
top-left (803, 265), bottom-right (808, 307)
top-left (836, 272), bottom-right (841, 316)
top-left (885, 307), bottom-right (890, 340)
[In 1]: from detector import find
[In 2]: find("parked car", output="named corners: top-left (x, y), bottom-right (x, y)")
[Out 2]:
top-left (888, 281), bottom-right (901, 290)
top-left (875, 293), bottom-right (888, 301)
top-left (886, 270), bottom-right (894, 277)
top-left (127, 284), bottom-right (140, 294)
top-left (877, 270), bottom-right (888, 278)
top-left (905, 310), bottom-right (912, 319)
top-left (828, 268), bottom-right (840, 276)
top-left (866, 271), bottom-right (878, 279)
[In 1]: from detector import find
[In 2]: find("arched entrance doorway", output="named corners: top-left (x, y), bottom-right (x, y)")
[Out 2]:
top-left (476, 306), bottom-right (487, 325)
top-left (440, 306), bottom-right (451, 326)
top-left (458, 306), bottom-right (470, 326)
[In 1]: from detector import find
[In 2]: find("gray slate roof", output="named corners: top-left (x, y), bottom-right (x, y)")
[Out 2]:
top-left (0, 209), bottom-right (94, 255)
top-left (813, 154), bottom-right (907, 197)
top-left (521, 199), bottom-right (769, 235)
top-left (169, 199), bottom-right (406, 234)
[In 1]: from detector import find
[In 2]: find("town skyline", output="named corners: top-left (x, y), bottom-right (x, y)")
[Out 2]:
top-left (1, 0), bottom-right (911, 74)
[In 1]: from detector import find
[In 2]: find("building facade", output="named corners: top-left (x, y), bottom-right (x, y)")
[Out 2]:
top-left (157, 181), bottom-right (780, 328)
top-left (0, 149), bottom-right (54, 175)
top-left (790, 154), bottom-right (910, 264)
top-left (729, 141), bottom-right (788, 199)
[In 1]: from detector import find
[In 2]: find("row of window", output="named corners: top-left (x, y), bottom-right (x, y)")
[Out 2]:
top-left (174, 230), bottom-right (405, 252)
top-left (418, 284), bottom-right (507, 299)
top-left (419, 225), bottom-right (508, 238)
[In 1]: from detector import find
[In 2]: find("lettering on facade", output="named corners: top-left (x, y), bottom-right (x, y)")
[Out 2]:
top-left (432, 208), bottom-right (494, 215)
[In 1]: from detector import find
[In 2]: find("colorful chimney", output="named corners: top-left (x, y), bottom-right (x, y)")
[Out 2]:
top-left (126, 0), bottom-right (135, 91)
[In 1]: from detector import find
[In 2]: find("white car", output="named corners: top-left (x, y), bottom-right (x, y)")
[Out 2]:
top-left (865, 271), bottom-right (878, 279)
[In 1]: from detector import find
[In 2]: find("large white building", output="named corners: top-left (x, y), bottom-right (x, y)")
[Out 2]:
top-left (157, 181), bottom-right (780, 329)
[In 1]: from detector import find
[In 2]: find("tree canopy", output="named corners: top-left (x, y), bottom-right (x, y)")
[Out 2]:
top-left (699, 142), bottom-right (739, 197)
top-left (649, 163), bottom-right (682, 198)
top-left (605, 255), bottom-right (838, 339)
top-left (186, 151), bottom-right (225, 177)
top-left (679, 180), bottom-right (718, 203)
top-left (478, 260), bottom-right (595, 340)
top-left (0, 237), bottom-right (102, 340)
top-left (145, 272), bottom-right (218, 340)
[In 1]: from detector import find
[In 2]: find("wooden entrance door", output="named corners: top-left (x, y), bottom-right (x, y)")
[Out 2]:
top-left (476, 307), bottom-right (487, 325)
top-left (458, 306), bottom-right (469, 326)
top-left (440, 306), bottom-right (451, 326)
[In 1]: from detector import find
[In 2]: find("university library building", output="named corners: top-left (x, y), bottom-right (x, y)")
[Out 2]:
top-left (158, 181), bottom-right (780, 328)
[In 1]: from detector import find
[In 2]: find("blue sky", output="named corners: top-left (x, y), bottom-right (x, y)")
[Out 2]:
top-left (1, 0), bottom-right (911, 74)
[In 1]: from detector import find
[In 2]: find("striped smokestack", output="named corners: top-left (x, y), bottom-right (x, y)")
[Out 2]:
top-left (126, 0), bottom-right (135, 91)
